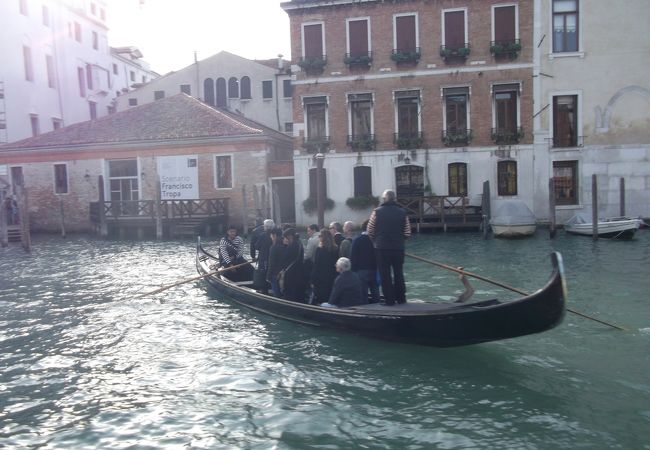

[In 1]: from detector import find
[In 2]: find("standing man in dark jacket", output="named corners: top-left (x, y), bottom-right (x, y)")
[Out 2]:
top-left (252, 219), bottom-right (274, 294)
top-left (367, 189), bottom-right (411, 305)
top-left (350, 219), bottom-right (380, 303)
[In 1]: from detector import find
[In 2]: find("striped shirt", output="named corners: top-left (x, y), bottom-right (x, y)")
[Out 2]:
top-left (218, 236), bottom-right (244, 265)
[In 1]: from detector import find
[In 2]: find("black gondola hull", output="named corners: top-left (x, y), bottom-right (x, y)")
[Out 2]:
top-left (196, 242), bottom-right (566, 347)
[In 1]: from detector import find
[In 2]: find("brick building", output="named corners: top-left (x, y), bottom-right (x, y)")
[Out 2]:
top-left (0, 94), bottom-right (294, 234)
top-left (282, 0), bottom-right (535, 225)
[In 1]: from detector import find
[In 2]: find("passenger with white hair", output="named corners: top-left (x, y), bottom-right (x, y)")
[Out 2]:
top-left (338, 220), bottom-right (356, 258)
top-left (252, 219), bottom-right (275, 294)
top-left (320, 257), bottom-right (365, 308)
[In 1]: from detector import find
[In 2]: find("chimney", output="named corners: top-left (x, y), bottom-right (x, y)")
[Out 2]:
top-left (277, 54), bottom-right (284, 70)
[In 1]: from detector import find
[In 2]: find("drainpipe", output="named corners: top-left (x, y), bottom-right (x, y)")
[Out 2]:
top-left (275, 54), bottom-right (283, 131)
top-left (51, 8), bottom-right (66, 126)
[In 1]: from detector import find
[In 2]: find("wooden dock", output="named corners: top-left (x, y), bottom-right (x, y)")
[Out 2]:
top-left (396, 195), bottom-right (483, 232)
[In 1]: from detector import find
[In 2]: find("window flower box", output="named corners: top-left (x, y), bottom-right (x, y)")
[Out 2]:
top-left (345, 195), bottom-right (379, 211)
top-left (394, 132), bottom-right (424, 150)
top-left (491, 127), bottom-right (524, 145)
top-left (490, 39), bottom-right (522, 58)
top-left (347, 134), bottom-right (377, 151)
top-left (440, 44), bottom-right (471, 61)
top-left (298, 56), bottom-right (327, 73)
top-left (391, 48), bottom-right (421, 64)
top-left (344, 53), bottom-right (372, 68)
top-left (441, 129), bottom-right (472, 146)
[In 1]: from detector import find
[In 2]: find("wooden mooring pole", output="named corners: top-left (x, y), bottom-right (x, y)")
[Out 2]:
top-left (98, 175), bottom-right (108, 238)
top-left (592, 174), bottom-right (598, 241)
top-left (17, 185), bottom-right (31, 252)
top-left (59, 197), bottom-right (66, 238)
top-left (155, 176), bottom-right (163, 240)
top-left (619, 177), bottom-right (625, 217)
top-left (481, 180), bottom-right (491, 239)
top-left (548, 178), bottom-right (557, 239)
top-left (241, 184), bottom-right (249, 236)
top-left (0, 190), bottom-right (8, 247)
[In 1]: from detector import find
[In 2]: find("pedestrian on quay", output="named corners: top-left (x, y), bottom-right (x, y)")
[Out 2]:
top-left (367, 189), bottom-right (411, 306)
top-left (350, 219), bottom-right (380, 303)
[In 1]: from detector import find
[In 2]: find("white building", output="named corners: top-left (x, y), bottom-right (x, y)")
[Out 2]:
top-left (0, 0), bottom-right (158, 144)
top-left (532, 0), bottom-right (650, 222)
top-left (115, 51), bottom-right (294, 134)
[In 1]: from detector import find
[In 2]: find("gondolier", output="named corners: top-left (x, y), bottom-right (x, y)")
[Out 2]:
top-left (218, 226), bottom-right (253, 282)
top-left (367, 189), bottom-right (411, 306)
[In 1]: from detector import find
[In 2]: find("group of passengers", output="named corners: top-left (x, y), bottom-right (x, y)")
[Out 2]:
top-left (217, 189), bottom-right (411, 308)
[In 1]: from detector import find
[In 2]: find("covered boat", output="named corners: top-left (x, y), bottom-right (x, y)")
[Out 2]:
top-left (564, 213), bottom-right (642, 239)
top-left (490, 200), bottom-right (537, 237)
top-left (196, 239), bottom-right (567, 347)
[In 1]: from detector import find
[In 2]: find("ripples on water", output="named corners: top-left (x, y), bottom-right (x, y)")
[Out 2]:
top-left (1, 232), bottom-right (649, 449)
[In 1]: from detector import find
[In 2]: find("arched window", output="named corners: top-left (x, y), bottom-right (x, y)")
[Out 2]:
top-left (309, 167), bottom-right (327, 199)
top-left (203, 78), bottom-right (215, 106)
top-left (448, 163), bottom-right (467, 196)
top-left (240, 76), bottom-right (251, 99)
top-left (353, 166), bottom-right (372, 197)
top-left (228, 77), bottom-right (239, 98)
top-left (216, 77), bottom-right (227, 107)
top-left (395, 165), bottom-right (424, 197)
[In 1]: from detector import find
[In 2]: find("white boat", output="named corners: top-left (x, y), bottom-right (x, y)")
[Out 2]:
top-left (564, 213), bottom-right (642, 239)
top-left (490, 200), bottom-right (537, 238)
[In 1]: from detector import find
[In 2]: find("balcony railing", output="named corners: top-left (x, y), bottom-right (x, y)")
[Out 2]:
top-left (391, 47), bottom-right (421, 64)
top-left (394, 132), bottom-right (424, 150)
top-left (490, 39), bottom-right (522, 58)
top-left (549, 135), bottom-right (584, 149)
top-left (347, 134), bottom-right (377, 151)
top-left (440, 44), bottom-right (471, 61)
top-left (442, 129), bottom-right (473, 146)
top-left (491, 127), bottom-right (524, 145)
top-left (302, 136), bottom-right (330, 153)
top-left (298, 55), bottom-right (327, 73)
top-left (344, 52), bottom-right (372, 68)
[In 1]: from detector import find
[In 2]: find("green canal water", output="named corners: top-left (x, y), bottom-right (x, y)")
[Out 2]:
top-left (1, 230), bottom-right (649, 449)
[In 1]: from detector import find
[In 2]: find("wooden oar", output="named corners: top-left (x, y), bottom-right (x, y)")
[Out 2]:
top-left (405, 252), bottom-right (628, 331)
top-left (135, 259), bottom-right (254, 299)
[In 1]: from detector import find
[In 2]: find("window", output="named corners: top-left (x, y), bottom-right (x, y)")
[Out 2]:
top-left (448, 163), bottom-right (468, 196)
top-left (128, 98), bottom-right (137, 106)
top-left (394, 14), bottom-right (418, 53)
top-left (180, 84), bottom-right (191, 95)
top-left (492, 84), bottom-right (520, 143)
top-left (283, 79), bottom-right (292, 98)
top-left (108, 159), bottom-right (139, 215)
top-left (77, 67), bottom-right (86, 96)
top-left (89, 101), bottom-right (97, 119)
top-left (228, 77), bottom-right (239, 98)
top-left (553, 160), bottom-right (578, 205)
top-left (240, 76), bottom-right (251, 99)
top-left (284, 122), bottom-right (293, 133)
top-left (262, 80), bottom-right (273, 99)
top-left (129, 70), bottom-right (135, 82)
top-left (309, 167), bottom-right (327, 199)
top-left (497, 161), bottom-right (517, 196)
top-left (43, 5), bottom-right (50, 26)
top-left (46, 55), bottom-right (56, 88)
top-left (443, 87), bottom-right (470, 145)
top-left (348, 93), bottom-right (373, 143)
top-left (353, 166), bottom-right (372, 197)
top-left (442, 9), bottom-right (468, 51)
top-left (112, 63), bottom-right (118, 75)
top-left (54, 164), bottom-right (68, 194)
top-left (493, 5), bottom-right (517, 44)
top-left (395, 90), bottom-right (420, 139)
top-left (204, 78), bottom-right (215, 106)
top-left (347, 18), bottom-right (370, 58)
top-left (23, 46), bottom-right (33, 81)
top-left (100, 8), bottom-right (105, 21)
top-left (395, 165), bottom-right (424, 197)
top-left (302, 23), bottom-right (324, 59)
top-left (30, 114), bottom-right (39, 136)
top-left (304, 96), bottom-right (327, 142)
top-left (19, 0), bottom-right (28, 15)
top-left (553, 0), bottom-right (578, 52)
top-left (52, 118), bottom-right (62, 130)
top-left (92, 31), bottom-right (98, 50)
top-left (86, 64), bottom-right (93, 90)
top-left (154, 90), bottom-right (165, 101)
top-left (271, 147), bottom-right (293, 162)
top-left (215, 155), bottom-right (233, 189)
top-left (553, 95), bottom-right (578, 147)
top-left (216, 78), bottom-right (227, 107)
top-left (74, 22), bottom-right (81, 42)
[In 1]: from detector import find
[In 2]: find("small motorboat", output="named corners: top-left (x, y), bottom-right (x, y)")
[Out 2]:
top-left (564, 213), bottom-right (643, 239)
top-left (490, 200), bottom-right (537, 238)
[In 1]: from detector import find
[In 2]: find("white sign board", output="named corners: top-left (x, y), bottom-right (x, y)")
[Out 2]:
top-left (157, 155), bottom-right (199, 200)
top-left (0, 165), bottom-right (7, 176)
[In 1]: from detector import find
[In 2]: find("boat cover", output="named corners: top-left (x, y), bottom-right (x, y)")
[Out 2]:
top-left (490, 200), bottom-right (537, 226)
top-left (565, 212), bottom-right (593, 226)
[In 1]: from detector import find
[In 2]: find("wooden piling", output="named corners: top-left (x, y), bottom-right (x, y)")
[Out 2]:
top-left (0, 190), bottom-right (8, 248)
top-left (98, 175), bottom-right (108, 238)
top-left (241, 184), bottom-right (249, 236)
top-left (481, 180), bottom-right (491, 239)
top-left (548, 178), bottom-right (557, 238)
top-left (592, 174), bottom-right (598, 241)
top-left (17, 185), bottom-right (31, 252)
top-left (155, 176), bottom-right (163, 240)
top-left (619, 177), bottom-right (625, 217)
top-left (59, 197), bottom-right (66, 238)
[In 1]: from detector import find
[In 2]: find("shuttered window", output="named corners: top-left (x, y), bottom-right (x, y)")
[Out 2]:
top-left (348, 19), bottom-right (369, 57)
top-left (494, 6), bottom-right (516, 42)
top-left (395, 15), bottom-right (416, 51)
top-left (303, 23), bottom-right (323, 59)
top-left (54, 164), bottom-right (68, 194)
top-left (309, 168), bottom-right (327, 199)
top-left (216, 78), bottom-right (227, 107)
top-left (553, 160), bottom-right (578, 205)
top-left (354, 166), bottom-right (372, 197)
top-left (553, 95), bottom-right (578, 147)
top-left (240, 77), bottom-right (251, 99)
top-left (444, 10), bottom-right (465, 49)
top-left (497, 161), bottom-right (518, 196)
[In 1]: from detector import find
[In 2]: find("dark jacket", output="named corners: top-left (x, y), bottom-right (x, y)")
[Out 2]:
top-left (350, 233), bottom-right (376, 272)
top-left (328, 270), bottom-right (365, 307)
top-left (333, 233), bottom-right (344, 247)
top-left (311, 246), bottom-right (339, 303)
top-left (249, 224), bottom-right (265, 260)
top-left (368, 201), bottom-right (411, 250)
top-left (281, 239), bottom-right (305, 302)
top-left (266, 242), bottom-right (286, 282)
top-left (255, 232), bottom-right (273, 271)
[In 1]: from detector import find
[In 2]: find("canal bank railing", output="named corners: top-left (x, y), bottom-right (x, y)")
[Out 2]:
top-left (89, 198), bottom-right (229, 238)
top-left (396, 195), bottom-right (483, 232)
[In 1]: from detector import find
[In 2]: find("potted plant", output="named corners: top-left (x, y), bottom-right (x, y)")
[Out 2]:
top-left (303, 197), bottom-right (335, 214)
top-left (298, 57), bottom-right (327, 72)
top-left (345, 195), bottom-right (380, 211)
top-left (344, 54), bottom-right (372, 67)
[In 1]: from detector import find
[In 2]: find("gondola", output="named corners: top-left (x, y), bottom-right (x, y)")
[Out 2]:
top-left (196, 238), bottom-right (567, 347)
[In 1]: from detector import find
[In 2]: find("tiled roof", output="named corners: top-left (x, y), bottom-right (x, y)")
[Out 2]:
top-left (0, 94), bottom-right (284, 150)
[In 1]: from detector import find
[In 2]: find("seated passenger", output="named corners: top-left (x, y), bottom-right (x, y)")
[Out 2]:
top-left (321, 257), bottom-right (365, 308)
top-left (218, 226), bottom-right (253, 282)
